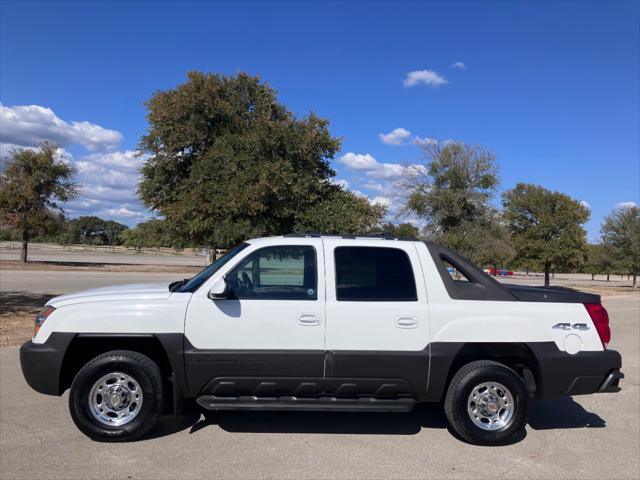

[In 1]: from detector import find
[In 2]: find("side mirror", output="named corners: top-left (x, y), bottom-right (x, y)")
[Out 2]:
top-left (208, 278), bottom-right (229, 300)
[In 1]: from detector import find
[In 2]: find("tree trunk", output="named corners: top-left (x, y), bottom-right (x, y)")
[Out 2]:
top-left (633, 274), bottom-right (637, 288)
top-left (208, 246), bottom-right (216, 265)
top-left (493, 264), bottom-right (498, 277)
top-left (20, 230), bottom-right (28, 263)
top-left (544, 262), bottom-right (550, 287)
top-left (591, 273), bottom-right (594, 281)
top-left (607, 273), bottom-right (610, 282)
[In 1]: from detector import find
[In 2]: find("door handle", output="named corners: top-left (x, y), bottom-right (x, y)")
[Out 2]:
top-left (298, 314), bottom-right (321, 326)
top-left (396, 317), bottom-right (418, 329)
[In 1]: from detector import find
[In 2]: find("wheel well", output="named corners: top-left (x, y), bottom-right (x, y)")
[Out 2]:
top-left (447, 343), bottom-right (539, 394)
top-left (59, 335), bottom-right (173, 393)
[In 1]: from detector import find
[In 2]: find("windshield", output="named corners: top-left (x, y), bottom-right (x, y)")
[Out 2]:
top-left (176, 243), bottom-right (250, 293)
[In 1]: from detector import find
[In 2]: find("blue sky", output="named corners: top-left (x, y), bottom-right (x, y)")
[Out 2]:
top-left (1, 0), bottom-right (638, 239)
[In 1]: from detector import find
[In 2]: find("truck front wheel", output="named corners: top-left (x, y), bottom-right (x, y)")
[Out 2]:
top-left (444, 360), bottom-right (530, 445)
top-left (69, 350), bottom-right (164, 442)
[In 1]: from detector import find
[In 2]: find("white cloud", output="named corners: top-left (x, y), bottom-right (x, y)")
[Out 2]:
top-left (0, 104), bottom-right (122, 151)
top-left (0, 104), bottom-right (152, 226)
top-left (67, 150), bottom-right (151, 225)
top-left (339, 152), bottom-right (379, 170)
top-left (579, 200), bottom-right (591, 210)
top-left (403, 70), bottom-right (448, 88)
top-left (68, 149), bottom-right (151, 223)
top-left (413, 136), bottom-right (438, 147)
top-left (379, 127), bottom-right (412, 146)
top-left (614, 201), bottom-right (637, 210)
top-left (451, 62), bottom-right (466, 70)
top-left (363, 182), bottom-right (389, 194)
top-left (0, 142), bottom-right (36, 160)
top-left (370, 196), bottom-right (392, 208)
top-left (339, 151), bottom-right (421, 181)
top-left (367, 163), bottom-right (407, 179)
top-left (0, 143), bottom-right (73, 171)
top-left (104, 206), bottom-right (146, 218)
top-left (84, 150), bottom-right (145, 169)
top-left (330, 178), bottom-right (349, 189)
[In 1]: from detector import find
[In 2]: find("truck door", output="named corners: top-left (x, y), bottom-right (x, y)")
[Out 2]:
top-left (183, 239), bottom-right (326, 397)
top-left (323, 239), bottom-right (430, 398)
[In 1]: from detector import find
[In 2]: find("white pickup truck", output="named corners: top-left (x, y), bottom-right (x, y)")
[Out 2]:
top-left (20, 234), bottom-right (623, 444)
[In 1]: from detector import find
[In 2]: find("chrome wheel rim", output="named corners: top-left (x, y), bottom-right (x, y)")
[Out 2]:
top-left (467, 381), bottom-right (514, 431)
top-left (89, 372), bottom-right (143, 426)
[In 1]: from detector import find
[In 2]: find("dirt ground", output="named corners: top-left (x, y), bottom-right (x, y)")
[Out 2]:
top-left (0, 292), bottom-right (48, 346)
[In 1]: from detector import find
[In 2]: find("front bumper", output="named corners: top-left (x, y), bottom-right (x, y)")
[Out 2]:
top-left (529, 344), bottom-right (623, 399)
top-left (20, 333), bottom-right (75, 396)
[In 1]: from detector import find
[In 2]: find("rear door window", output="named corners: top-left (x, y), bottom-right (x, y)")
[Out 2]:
top-left (334, 246), bottom-right (417, 301)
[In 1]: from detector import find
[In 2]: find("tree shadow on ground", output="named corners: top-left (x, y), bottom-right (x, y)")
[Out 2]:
top-left (0, 291), bottom-right (56, 315)
top-left (26, 260), bottom-right (143, 268)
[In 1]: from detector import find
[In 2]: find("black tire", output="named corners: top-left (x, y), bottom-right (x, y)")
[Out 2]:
top-left (444, 360), bottom-right (530, 445)
top-left (69, 350), bottom-right (164, 442)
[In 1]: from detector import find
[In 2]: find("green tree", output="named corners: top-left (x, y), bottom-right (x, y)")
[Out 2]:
top-left (138, 71), bottom-right (381, 257)
top-left (601, 205), bottom-right (640, 287)
top-left (502, 183), bottom-right (590, 287)
top-left (293, 188), bottom-right (386, 234)
top-left (367, 222), bottom-right (421, 239)
top-left (401, 141), bottom-right (511, 265)
top-left (120, 219), bottom-right (175, 250)
top-left (464, 209), bottom-right (515, 272)
top-left (371, 222), bottom-right (421, 240)
top-left (68, 216), bottom-right (129, 245)
top-left (0, 143), bottom-right (77, 262)
top-left (584, 243), bottom-right (615, 281)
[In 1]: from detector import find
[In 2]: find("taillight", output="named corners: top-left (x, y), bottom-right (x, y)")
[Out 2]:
top-left (584, 303), bottom-right (611, 348)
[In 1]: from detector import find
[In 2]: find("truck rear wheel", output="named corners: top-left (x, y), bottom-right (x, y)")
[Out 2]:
top-left (69, 350), bottom-right (164, 442)
top-left (444, 360), bottom-right (530, 445)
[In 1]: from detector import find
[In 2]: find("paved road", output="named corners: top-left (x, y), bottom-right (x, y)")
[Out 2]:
top-left (1, 244), bottom-right (207, 267)
top-left (0, 295), bottom-right (638, 479)
top-left (1, 270), bottom-right (184, 296)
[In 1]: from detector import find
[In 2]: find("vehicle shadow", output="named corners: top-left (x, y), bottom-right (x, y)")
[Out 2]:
top-left (192, 402), bottom-right (448, 436)
top-left (528, 396), bottom-right (606, 429)
top-left (141, 396), bottom-right (604, 442)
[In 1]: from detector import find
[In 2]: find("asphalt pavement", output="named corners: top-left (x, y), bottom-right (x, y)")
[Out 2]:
top-left (0, 243), bottom-right (206, 267)
top-left (1, 269), bottom-right (182, 296)
top-left (0, 292), bottom-right (638, 479)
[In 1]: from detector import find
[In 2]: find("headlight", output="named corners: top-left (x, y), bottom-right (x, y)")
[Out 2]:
top-left (34, 306), bottom-right (56, 337)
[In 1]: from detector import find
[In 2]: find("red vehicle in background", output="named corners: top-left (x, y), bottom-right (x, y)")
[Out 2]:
top-left (487, 267), bottom-right (514, 276)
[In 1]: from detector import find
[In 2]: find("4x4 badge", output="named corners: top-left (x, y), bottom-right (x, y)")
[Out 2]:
top-left (552, 323), bottom-right (589, 330)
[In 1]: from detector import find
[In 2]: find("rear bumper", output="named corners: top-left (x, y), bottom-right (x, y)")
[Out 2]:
top-left (529, 344), bottom-right (623, 398)
top-left (596, 369), bottom-right (624, 393)
top-left (20, 333), bottom-right (74, 396)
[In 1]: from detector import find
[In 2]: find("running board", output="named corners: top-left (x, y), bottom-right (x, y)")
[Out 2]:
top-left (196, 395), bottom-right (416, 412)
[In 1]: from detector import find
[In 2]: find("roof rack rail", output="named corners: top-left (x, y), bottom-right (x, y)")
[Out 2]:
top-left (362, 232), bottom-right (397, 240)
top-left (284, 231), bottom-right (400, 240)
top-left (283, 231), bottom-right (322, 238)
